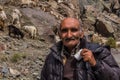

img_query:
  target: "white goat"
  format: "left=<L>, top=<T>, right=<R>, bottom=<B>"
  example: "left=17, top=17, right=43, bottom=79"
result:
left=57, top=0, right=68, bottom=3
left=0, top=5, right=7, bottom=20
left=13, top=9, right=22, bottom=17
left=21, top=0, right=37, bottom=7
left=0, top=8, right=7, bottom=31
left=0, top=10, right=7, bottom=20
left=12, top=9, right=22, bottom=28
left=23, top=25, right=37, bottom=39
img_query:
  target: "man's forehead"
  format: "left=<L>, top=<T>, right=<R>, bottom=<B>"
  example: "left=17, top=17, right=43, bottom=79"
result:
left=60, top=18, right=80, bottom=29
left=61, top=18, right=80, bottom=25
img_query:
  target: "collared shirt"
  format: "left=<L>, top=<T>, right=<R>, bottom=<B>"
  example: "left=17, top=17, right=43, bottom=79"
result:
left=61, top=42, right=81, bottom=62
left=61, top=42, right=81, bottom=80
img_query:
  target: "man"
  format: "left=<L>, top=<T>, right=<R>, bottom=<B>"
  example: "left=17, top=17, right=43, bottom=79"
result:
left=40, top=17, right=120, bottom=80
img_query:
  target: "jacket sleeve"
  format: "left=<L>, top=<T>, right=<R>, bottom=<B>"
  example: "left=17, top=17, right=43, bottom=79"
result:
left=40, top=53, right=52, bottom=80
left=40, top=56, right=48, bottom=80
left=91, top=47, right=120, bottom=80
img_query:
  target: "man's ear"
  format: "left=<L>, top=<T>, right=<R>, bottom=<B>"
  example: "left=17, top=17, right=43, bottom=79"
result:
left=58, top=31, right=62, bottom=39
left=80, top=31, right=84, bottom=38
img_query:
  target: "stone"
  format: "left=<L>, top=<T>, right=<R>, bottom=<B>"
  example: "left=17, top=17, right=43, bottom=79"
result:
left=95, top=17, right=114, bottom=37
left=116, top=41, right=120, bottom=48
left=9, top=68, right=21, bottom=77
left=0, top=43, right=7, bottom=53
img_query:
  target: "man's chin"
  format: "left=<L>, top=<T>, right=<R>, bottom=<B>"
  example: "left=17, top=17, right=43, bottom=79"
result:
left=64, top=42, right=77, bottom=48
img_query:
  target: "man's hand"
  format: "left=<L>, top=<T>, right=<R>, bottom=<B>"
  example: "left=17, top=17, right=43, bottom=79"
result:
left=81, top=49, right=96, bottom=66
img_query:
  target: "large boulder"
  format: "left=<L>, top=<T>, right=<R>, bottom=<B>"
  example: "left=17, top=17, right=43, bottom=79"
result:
left=116, top=41, right=120, bottom=47
left=0, top=43, right=7, bottom=53
left=82, top=18, right=95, bottom=31
left=95, top=18, right=114, bottom=37
left=20, top=8, right=57, bottom=43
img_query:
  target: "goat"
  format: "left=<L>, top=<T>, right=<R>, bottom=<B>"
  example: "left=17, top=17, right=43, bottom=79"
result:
left=13, top=8, right=22, bottom=17
left=0, top=20, right=5, bottom=31
left=21, top=0, right=37, bottom=8
left=56, top=0, right=68, bottom=3
left=0, top=10, right=7, bottom=20
left=23, top=25, right=37, bottom=39
left=11, top=9, right=22, bottom=28
left=0, top=10, right=7, bottom=31
left=8, top=25, right=24, bottom=39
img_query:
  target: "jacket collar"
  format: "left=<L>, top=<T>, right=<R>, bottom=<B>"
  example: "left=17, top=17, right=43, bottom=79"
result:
left=50, top=38, right=87, bottom=62
left=50, top=41, right=63, bottom=62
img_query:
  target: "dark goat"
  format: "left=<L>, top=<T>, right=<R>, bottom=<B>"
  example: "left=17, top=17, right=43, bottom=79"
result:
left=8, top=25, right=24, bottom=39
left=0, top=20, right=5, bottom=31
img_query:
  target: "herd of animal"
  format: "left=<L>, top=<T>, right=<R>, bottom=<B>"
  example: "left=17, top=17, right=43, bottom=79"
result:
left=0, top=5, right=37, bottom=39
left=0, top=0, right=68, bottom=40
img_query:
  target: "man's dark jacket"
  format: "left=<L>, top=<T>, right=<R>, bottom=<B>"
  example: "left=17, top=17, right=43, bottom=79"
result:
left=40, top=39, right=120, bottom=80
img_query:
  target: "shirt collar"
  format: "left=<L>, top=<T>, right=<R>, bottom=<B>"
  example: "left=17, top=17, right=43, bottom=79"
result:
left=61, top=42, right=81, bottom=58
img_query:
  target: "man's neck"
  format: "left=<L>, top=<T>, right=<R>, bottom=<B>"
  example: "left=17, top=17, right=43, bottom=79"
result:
left=64, top=42, right=80, bottom=54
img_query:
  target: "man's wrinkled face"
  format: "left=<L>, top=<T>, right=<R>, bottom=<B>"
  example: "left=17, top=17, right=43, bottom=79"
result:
left=59, top=18, right=82, bottom=49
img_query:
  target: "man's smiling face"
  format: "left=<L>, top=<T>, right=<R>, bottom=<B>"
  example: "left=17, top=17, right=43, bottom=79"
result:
left=59, top=18, right=83, bottom=50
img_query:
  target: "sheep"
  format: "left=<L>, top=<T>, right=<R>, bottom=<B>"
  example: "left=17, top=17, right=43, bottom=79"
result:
left=8, top=25, right=24, bottom=39
left=23, top=25, right=37, bottom=39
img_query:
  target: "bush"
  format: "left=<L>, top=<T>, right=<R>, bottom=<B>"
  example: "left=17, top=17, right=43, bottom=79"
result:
left=11, top=53, right=26, bottom=63
left=11, top=53, right=21, bottom=63
left=0, top=54, right=8, bottom=62
left=105, top=37, right=116, bottom=48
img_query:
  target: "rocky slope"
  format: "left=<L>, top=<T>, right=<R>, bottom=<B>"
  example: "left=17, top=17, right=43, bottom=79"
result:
left=0, top=0, right=120, bottom=80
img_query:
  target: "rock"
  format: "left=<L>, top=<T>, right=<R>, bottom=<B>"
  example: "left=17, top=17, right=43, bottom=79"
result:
left=83, top=18, right=95, bottom=31
left=55, top=35, right=60, bottom=42
left=40, top=27, right=56, bottom=43
left=112, top=51, right=120, bottom=66
left=117, top=48, right=120, bottom=52
left=0, top=43, right=7, bottom=53
left=57, top=0, right=65, bottom=3
left=21, top=69, right=29, bottom=76
left=32, top=72, right=38, bottom=77
left=0, top=0, right=120, bottom=79
left=100, top=0, right=111, bottom=13
left=50, top=10, right=64, bottom=20
left=102, top=13, right=120, bottom=24
left=95, top=17, right=114, bottom=37
left=112, top=0, right=120, bottom=9
left=49, top=1, right=58, bottom=9
left=5, top=51, right=11, bottom=54
left=84, top=5, right=98, bottom=18
left=58, top=3, right=75, bottom=17
left=9, top=68, right=21, bottom=77
left=116, top=41, right=120, bottom=47
left=1, top=66, right=9, bottom=75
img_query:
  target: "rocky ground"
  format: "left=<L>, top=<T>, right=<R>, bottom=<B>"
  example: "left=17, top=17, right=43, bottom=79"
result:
left=0, top=35, right=120, bottom=80
left=0, top=0, right=120, bottom=80
left=0, top=35, right=52, bottom=80
left=111, top=48, right=120, bottom=66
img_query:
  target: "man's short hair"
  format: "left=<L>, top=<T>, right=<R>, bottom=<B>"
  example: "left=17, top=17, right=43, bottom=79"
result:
left=58, top=18, right=83, bottom=33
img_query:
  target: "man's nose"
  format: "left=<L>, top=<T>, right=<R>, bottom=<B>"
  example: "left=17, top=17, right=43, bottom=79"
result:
left=67, top=30, right=72, bottom=38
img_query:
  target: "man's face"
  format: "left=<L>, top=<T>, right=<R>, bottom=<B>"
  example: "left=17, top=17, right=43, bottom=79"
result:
left=59, top=18, right=82, bottom=49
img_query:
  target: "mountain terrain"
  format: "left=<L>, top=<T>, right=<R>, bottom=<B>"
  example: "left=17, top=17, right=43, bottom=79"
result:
left=0, top=0, right=120, bottom=80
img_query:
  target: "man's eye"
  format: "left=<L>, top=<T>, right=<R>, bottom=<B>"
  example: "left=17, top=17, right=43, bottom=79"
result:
left=71, top=28, right=78, bottom=32
left=61, top=29, right=67, bottom=33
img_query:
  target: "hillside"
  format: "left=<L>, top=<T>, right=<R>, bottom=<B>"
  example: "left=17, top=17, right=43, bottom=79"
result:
left=0, top=0, right=120, bottom=80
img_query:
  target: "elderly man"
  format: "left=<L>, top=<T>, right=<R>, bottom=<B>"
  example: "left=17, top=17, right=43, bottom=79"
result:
left=40, top=17, right=120, bottom=80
